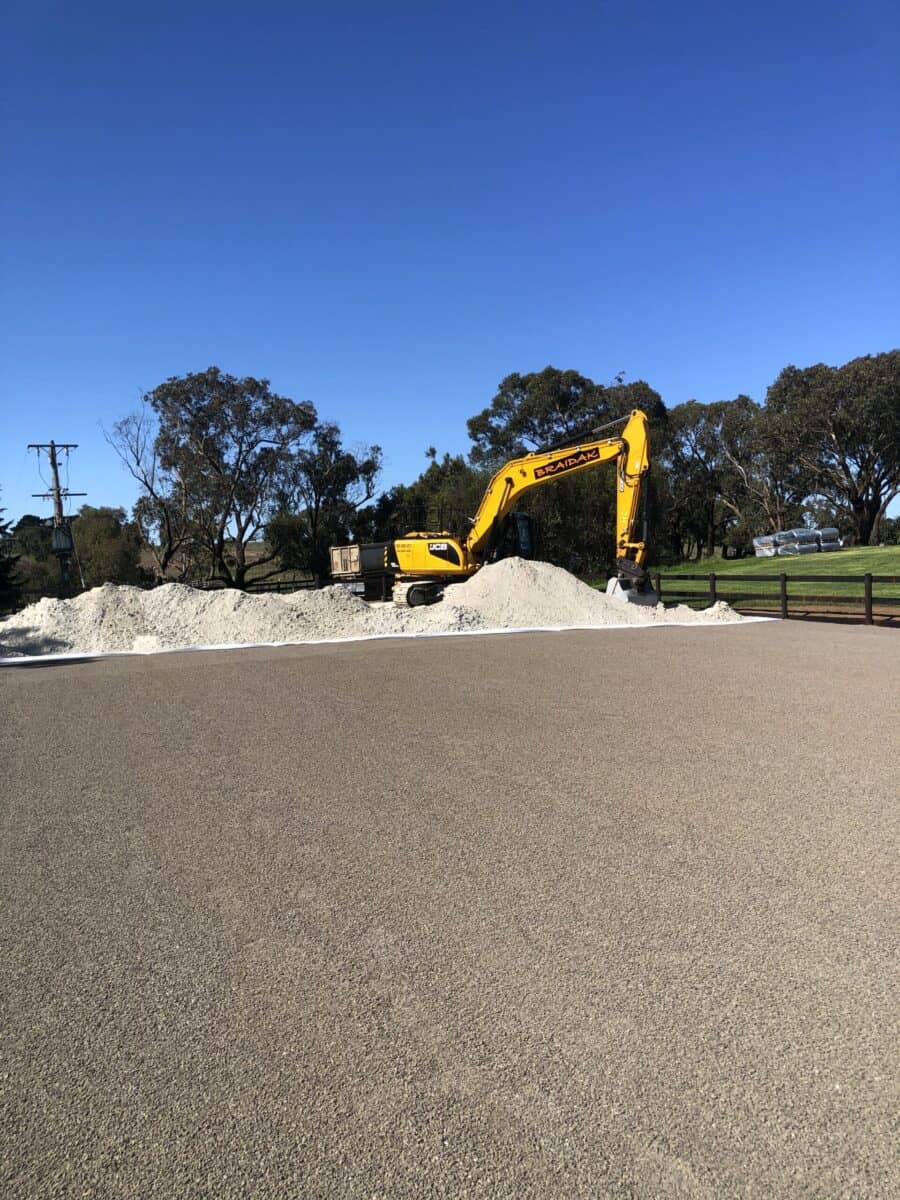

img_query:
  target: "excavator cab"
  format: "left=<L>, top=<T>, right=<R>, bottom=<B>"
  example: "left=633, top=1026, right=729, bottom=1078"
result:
left=486, top=511, right=536, bottom=563
left=512, top=512, right=536, bottom=559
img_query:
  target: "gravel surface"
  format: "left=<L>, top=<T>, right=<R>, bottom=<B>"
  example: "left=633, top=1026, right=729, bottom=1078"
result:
left=1, top=621, right=898, bottom=1198
left=0, top=559, right=740, bottom=659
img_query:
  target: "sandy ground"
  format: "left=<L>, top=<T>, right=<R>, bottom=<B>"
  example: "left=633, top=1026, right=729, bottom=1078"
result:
left=1, top=622, right=898, bottom=1198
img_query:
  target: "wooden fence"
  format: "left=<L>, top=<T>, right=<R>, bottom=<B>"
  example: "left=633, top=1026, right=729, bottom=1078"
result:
left=15, top=576, right=316, bottom=608
left=653, top=573, right=900, bottom=625
left=244, top=578, right=316, bottom=594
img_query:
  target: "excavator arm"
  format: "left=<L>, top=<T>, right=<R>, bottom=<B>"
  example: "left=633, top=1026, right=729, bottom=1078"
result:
left=465, top=409, right=652, bottom=582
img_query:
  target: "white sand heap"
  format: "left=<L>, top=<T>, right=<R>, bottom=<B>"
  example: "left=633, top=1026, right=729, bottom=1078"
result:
left=0, top=559, right=741, bottom=658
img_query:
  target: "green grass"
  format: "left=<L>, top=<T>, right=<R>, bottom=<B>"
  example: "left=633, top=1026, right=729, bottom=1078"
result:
left=650, top=545, right=900, bottom=607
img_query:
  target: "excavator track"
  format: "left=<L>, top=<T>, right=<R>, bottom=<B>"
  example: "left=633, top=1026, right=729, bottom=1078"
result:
left=392, top=580, right=445, bottom=608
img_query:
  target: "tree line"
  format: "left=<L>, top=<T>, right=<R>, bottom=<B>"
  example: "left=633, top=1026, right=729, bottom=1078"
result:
left=2, top=351, right=898, bottom=609
left=355, top=353, right=900, bottom=572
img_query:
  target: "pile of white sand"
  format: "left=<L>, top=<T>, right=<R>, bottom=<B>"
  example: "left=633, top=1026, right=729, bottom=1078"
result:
left=0, top=559, right=741, bottom=659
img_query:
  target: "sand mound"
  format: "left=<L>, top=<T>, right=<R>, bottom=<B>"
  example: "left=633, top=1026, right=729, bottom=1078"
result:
left=0, top=560, right=741, bottom=658
left=442, top=558, right=738, bottom=628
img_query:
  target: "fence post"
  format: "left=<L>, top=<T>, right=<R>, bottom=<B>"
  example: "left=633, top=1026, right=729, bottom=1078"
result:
left=780, top=573, right=788, bottom=619
left=653, top=573, right=662, bottom=602
left=709, top=572, right=717, bottom=605
left=864, top=574, right=873, bottom=625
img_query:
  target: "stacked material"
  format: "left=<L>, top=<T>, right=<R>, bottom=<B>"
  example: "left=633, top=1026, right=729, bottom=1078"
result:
left=752, top=535, right=778, bottom=557
left=0, top=559, right=744, bottom=659
left=817, top=527, right=842, bottom=552
left=775, top=528, right=820, bottom=557
left=753, top=526, right=843, bottom=557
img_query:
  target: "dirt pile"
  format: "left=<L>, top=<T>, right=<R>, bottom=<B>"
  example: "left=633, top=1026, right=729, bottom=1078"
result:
left=441, top=558, right=738, bottom=628
left=0, top=559, right=741, bottom=658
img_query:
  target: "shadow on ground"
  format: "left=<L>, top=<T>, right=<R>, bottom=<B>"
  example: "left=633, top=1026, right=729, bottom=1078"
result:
left=0, top=625, right=76, bottom=663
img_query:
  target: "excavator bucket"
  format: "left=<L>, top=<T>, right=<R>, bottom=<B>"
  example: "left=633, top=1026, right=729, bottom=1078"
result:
left=605, top=578, right=659, bottom=605
left=607, top=554, right=658, bottom=606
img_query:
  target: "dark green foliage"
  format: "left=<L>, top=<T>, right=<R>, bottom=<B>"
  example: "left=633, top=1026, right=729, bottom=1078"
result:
left=353, top=452, right=489, bottom=545
left=0, top=501, right=22, bottom=613
left=8, top=515, right=56, bottom=599
left=653, top=352, right=899, bottom=558
left=523, top=473, right=617, bottom=575
left=6, top=509, right=143, bottom=597
left=878, top=516, right=900, bottom=545
left=11, top=514, right=52, bottom=561
left=467, top=366, right=666, bottom=465
left=268, top=424, right=382, bottom=582
left=656, top=401, right=723, bottom=560
left=70, top=506, right=144, bottom=588
left=764, top=351, right=900, bottom=545
left=656, top=397, right=810, bottom=561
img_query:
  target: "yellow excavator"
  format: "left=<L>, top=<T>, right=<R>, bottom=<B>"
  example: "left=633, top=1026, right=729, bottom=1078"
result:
left=329, top=409, right=655, bottom=606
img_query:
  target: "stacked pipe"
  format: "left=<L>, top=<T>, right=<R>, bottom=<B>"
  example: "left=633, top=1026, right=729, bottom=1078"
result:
left=817, top=527, right=842, bottom=552
left=753, top=528, right=843, bottom=557
left=775, top=529, right=820, bottom=556
left=752, top=535, right=778, bottom=557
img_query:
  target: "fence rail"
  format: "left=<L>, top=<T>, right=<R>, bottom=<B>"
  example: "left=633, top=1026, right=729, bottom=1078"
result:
left=15, top=575, right=317, bottom=607
left=653, top=573, right=900, bottom=625
left=244, top=578, right=316, bottom=593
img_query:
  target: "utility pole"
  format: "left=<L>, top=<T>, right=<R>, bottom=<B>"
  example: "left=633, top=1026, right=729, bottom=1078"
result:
left=28, top=441, right=87, bottom=596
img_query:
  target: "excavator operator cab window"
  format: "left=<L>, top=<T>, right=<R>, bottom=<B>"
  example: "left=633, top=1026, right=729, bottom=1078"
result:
left=511, top=512, right=536, bottom=560
left=485, top=511, right=537, bottom=563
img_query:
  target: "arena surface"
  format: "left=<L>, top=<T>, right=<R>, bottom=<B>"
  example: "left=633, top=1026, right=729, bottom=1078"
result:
left=2, top=621, right=898, bottom=1197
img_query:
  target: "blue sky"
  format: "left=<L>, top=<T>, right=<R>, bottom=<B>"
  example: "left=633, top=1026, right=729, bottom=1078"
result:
left=2, top=0, right=898, bottom=523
